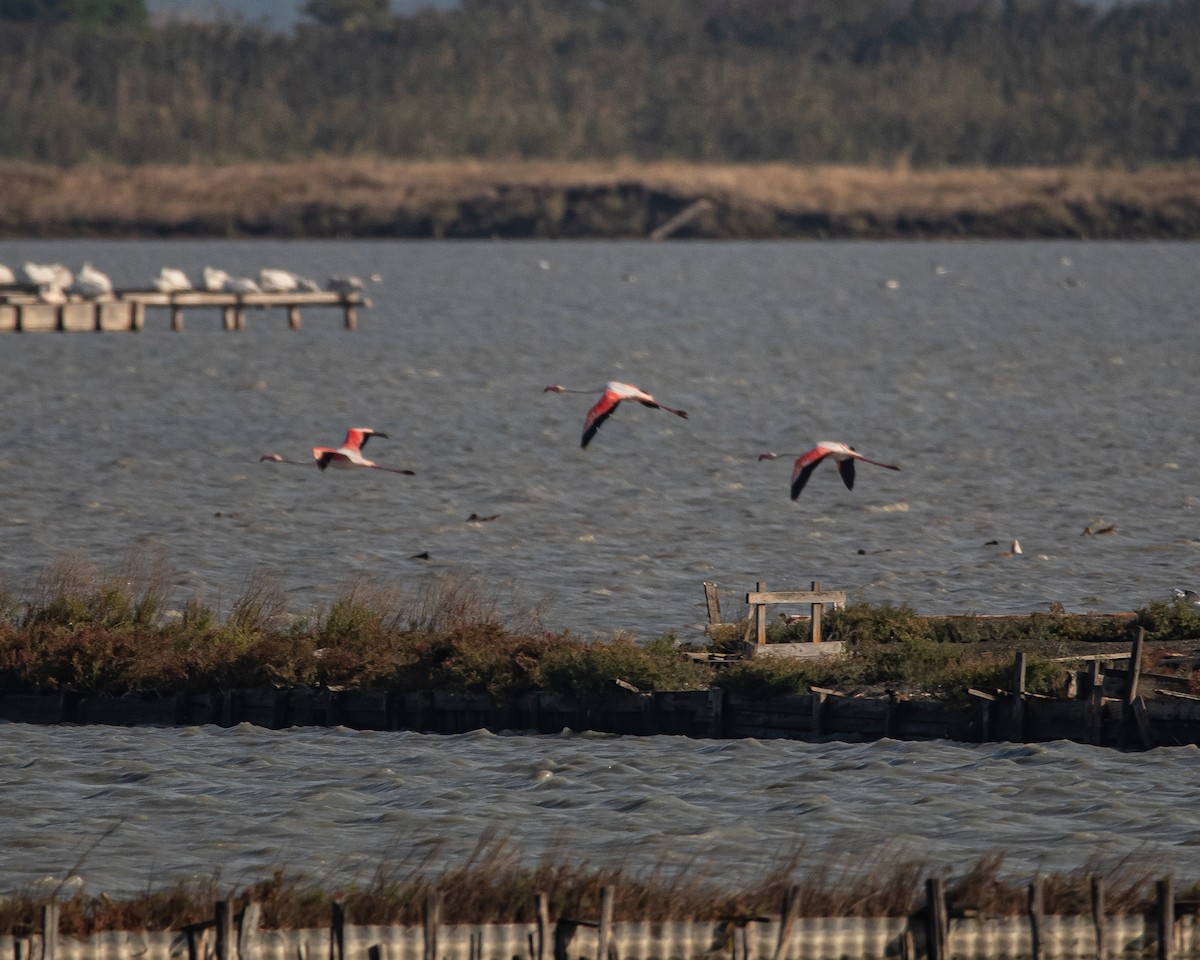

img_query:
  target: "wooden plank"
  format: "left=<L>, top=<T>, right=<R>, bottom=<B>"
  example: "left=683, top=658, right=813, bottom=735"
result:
left=702, top=581, right=722, bottom=626
left=746, top=591, right=847, bottom=605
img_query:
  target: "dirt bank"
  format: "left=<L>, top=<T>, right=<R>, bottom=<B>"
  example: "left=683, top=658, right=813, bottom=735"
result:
left=3, top=160, right=1199, bottom=239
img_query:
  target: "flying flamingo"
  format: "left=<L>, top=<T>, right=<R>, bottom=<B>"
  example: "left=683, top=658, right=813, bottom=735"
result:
left=758, top=441, right=900, bottom=500
left=543, top=381, right=688, bottom=448
left=260, top=428, right=414, bottom=475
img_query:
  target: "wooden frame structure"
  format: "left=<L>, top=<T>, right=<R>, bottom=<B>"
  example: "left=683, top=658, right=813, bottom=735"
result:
left=746, top=579, right=847, bottom=646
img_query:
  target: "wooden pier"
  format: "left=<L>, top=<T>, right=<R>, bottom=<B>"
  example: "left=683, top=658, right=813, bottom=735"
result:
left=0, top=288, right=366, bottom=332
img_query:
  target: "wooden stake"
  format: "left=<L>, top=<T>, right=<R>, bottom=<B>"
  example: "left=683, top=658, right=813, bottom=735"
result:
left=755, top=581, right=767, bottom=646
left=536, top=892, right=550, bottom=960
left=424, top=893, right=441, bottom=960
left=810, top=580, right=823, bottom=643
left=330, top=902, right=346, bottom=960
left=597, top=885, right=614, bottom=960
left=1091, top=876, right=1107, bottom=960
left=1123, top=628, right=1146, bottom=748
left=288, top=305, right=302, bottom=329
left=702, top=581, right=722, bottom=627
left=40, top=903, right=58, bottom=960
left=1011, top=652, right=1027, bottom=741
left=215, top=901, right=232, bottom=960
left=1158, top=877, right=1174, bottom=960
left=925, top=878, right=948, bottom=960
left=171, top=305, right=184, bottom=332
left=772, top=884, right=801, bottom=960
left=1028, top=879, right=1044, bottom=960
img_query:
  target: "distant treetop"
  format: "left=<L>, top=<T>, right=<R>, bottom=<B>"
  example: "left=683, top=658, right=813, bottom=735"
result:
left=0, top=0, right=147, bottom=24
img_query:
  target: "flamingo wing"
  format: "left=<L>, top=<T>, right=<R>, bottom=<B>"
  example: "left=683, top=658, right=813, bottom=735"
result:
left=314, top=448, right=337, bottom=470
left=582, top=391, right=622, bottom=448
left=789, top=447, right=831, bottom=500
left=836, top=458, right=856, bottom=490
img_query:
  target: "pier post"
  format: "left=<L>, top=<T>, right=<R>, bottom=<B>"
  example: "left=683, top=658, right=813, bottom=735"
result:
left=344, top=301, right=358, bottom=330
left=288, top=304, right=302, bottom=329
left=40, top=903, right=58, bottom=960
left=171, top=305, right=185, bottom=332
left=810, top=579, right=823, bottom=642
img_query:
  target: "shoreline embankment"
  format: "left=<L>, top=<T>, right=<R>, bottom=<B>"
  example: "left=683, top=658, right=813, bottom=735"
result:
left=3, top=161, right=1200, bottom=240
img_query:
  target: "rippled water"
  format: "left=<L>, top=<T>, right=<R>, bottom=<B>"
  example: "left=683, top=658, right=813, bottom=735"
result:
left=2, top=239, right=1200, bottom=896
left=1, top=239, right=1198, bottom=638
left=4, top=724, right=1200, bottom=898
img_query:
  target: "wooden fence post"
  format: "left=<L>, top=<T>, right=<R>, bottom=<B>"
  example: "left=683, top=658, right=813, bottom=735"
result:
left=330, top=902, right=345, bottom=960
left=239, top=902, right=263, bottom=960
left=40, top=903, right=58, bottom=960
left=1011, top=652, right=1027, bottom=741
left=1123, top=628, right=1147, bottom=748
left=703, top=582, right=722, bottom=628
left=1027, top=879, right=1044, bottom=960
left=1158, top=877, right=1174, bottom=960
left=288, top=305, right=302, bottom=329
left=755, top=581, right=767, bottom=646
left=1091, top=876, right=1107, bottom=960
left=597, top=885, right=614, bottom=960
left=925, top=878, right=948, bottom=960
left=215, top=901, right=232, bottom=960
left=772, top=885, right=801, bottom=960
left=809, top=580, right=823, bottom=643
left=424, top=893, right=441, bottom=960
left=536, top=893, right=551, bottom=960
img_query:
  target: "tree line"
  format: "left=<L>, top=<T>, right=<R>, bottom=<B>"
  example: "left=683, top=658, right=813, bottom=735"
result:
left=0, top=0, right=1197, bottom=167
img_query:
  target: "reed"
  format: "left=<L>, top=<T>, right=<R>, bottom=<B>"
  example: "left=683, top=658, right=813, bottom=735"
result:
left=0, top=841, right=1178, bottom=935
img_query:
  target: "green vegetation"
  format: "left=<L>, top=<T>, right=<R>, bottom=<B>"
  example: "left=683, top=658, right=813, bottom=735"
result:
left=0, top=839, right=1172, bottom=933
left=0, top=0, right=1197, bottom=166
left=0, top=551, right=1195, bottom=705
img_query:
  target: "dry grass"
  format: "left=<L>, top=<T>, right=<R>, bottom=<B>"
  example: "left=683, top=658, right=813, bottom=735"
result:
left=0, top=839, right=1177, bottom=935
left=2, top=160, right=1199, bottom=236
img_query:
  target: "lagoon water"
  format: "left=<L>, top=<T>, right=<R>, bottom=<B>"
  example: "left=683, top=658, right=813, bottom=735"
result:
left=1, top=239, right=1199, bottom=895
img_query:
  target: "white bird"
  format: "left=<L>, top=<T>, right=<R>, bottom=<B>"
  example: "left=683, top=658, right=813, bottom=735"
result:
left=0, top=263, right=15, bottom=285
left=203, top=267, right=231, bottom=291
left=259, top=268, right=300, bottom=292
left=224, top=276, right=262, bottom=294
left=154, top=267, right=192, bottom=293
left=21, top=262, right=72, bottom=288
left=68, top=262, right=113, bottom=298
left=326, top=275, right=365, bottom=294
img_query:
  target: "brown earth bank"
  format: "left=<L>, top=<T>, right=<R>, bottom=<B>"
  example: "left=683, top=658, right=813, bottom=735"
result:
left=3, top=160, right=1200, bottom=240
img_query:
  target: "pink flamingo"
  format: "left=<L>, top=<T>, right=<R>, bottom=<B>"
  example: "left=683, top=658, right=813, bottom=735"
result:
left=543, top=381, right=688, bottom=448
left=758, top=441, right=899, bottom=500
left=260, top=428, right=414, bottom=475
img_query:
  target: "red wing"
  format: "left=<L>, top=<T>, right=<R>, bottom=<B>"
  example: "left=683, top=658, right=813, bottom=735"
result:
left=789, top=448, right=829, bottom=500
left=582, top=391, right=621, bottom=448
